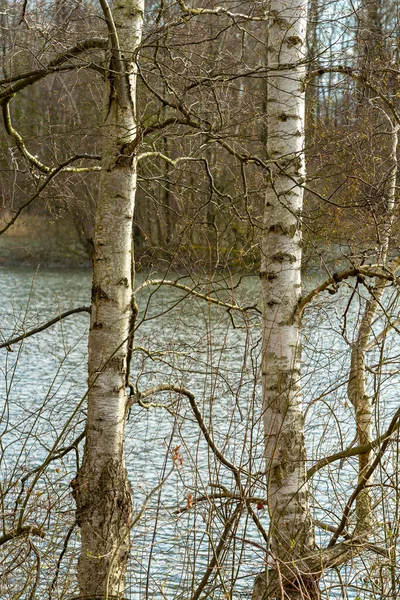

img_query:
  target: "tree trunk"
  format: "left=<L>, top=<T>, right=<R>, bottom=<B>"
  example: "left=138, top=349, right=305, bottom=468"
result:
left=357, top=0, right=384, bottom=69
left=348, top=123, right=398, bottom=535
left=254, top=0, right=316, bottom=598
left=74, top=0, right=144, bottom=597
left=305, top=0, right=319, bottom=142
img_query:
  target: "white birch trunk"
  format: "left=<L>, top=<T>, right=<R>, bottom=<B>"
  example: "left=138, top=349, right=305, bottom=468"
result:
left=74, top=1, right=144, bottom=597
left=254, top=0, right=316, bottom=598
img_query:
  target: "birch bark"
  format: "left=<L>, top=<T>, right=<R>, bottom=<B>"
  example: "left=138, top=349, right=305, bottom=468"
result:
left=254, top=0, right=316, bottom=597
left=73, top=0, right=144, bottom=597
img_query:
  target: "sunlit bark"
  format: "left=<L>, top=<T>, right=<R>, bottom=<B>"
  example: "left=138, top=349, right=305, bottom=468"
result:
left=254, top=0, right=316, bottom=598
left=73, top=0, right=144, bottom=597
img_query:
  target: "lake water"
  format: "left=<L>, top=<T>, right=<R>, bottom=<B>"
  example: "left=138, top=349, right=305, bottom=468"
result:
left=0, top=266, right=399, bottom=599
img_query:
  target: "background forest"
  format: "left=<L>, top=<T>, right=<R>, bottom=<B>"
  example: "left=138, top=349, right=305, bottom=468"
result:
left=1, top=0, right=400, bottom=600
left=2, top=0, right=398, bottom=270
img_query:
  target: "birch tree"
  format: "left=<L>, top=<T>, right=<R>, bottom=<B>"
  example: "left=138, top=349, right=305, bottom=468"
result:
left=252, top=0, right=319, bottom=596
left=71, top=0, right=144, bottom=597
left=253, top=0, right=400, bottom=596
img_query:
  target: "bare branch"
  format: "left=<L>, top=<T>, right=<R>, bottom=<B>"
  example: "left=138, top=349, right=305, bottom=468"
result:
left=0, top=526, right=45, bottom=546
left=98, top=0, right=125, bottom=86
left=0, top=307, right=91, bottom=349
left=177, top=0, right=269, bottom=22
left=0, top=38, right=107, bottom=101
left=2, top=100, right=101, bottom=175
left=0, top=64, right=92, bottom=86
left=173, top=492, right=266, bottom=514
left=21, top=431, right=86, bottom=484
left=365, top=316, right=400, bottom=351
left=130, top=384, right=241, bottom=474
left=307, top=406, right=400, bottom=478
left=50, top=525, right=76, bottom=593
left=134, top=278, right=260, bottom=313
left=306, top=66, right=400, bottom=125
left=297, top=264, right=399, bottom=316
left=328, top=406, right=400, bottom=546
left=189, top=506, right=242, bottom=600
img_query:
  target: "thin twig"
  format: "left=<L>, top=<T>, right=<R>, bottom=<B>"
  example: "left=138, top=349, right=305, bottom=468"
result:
left=21, top=431, right=86, bottom=484
left=189, top=506, right=242, bottom=600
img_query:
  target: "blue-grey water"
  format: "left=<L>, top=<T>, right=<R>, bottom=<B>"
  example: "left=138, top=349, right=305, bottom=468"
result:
left=0, top=266, right=399, bottom=599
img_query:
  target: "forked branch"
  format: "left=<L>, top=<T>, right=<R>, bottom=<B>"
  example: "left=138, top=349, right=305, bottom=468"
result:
left=130, top=384, right=241, bottom=474
left=328, top=406, right=400, bottom=546
left=297, top=264, right=400, bottom=316
left=308, top=407, right=400, bottom=478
